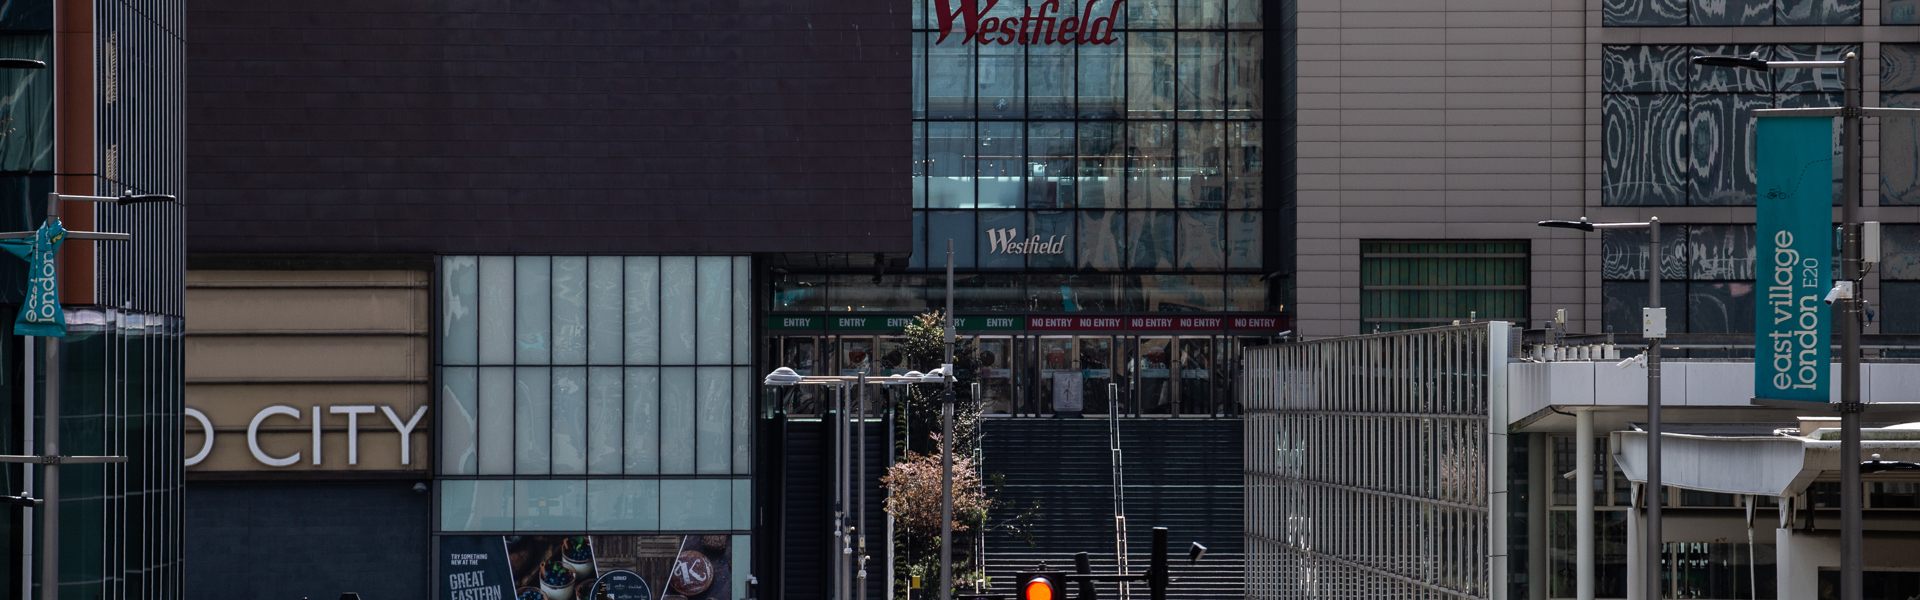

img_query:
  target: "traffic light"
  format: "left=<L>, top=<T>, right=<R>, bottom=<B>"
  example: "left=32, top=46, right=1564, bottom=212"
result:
left=1147, top=527, right=1168, bottom=600
left=1017, top=570, right=1063, bottom=600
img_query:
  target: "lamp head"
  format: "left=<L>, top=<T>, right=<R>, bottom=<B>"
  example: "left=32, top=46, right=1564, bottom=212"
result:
left=1537, top=217, right=1596, bottom=232
left=763, top=366, right=803, bottom=386
left=920, top=366, right=949, bottom=383
left=0, top=58, right=45, bottom=69
left=116, top=192, right=178, bottom=206
left=1691, top=53, right=1769, bottom=72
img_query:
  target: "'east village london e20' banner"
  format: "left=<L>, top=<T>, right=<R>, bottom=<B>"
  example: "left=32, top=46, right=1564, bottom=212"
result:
left=1754, top=116, right=1834, bottom=403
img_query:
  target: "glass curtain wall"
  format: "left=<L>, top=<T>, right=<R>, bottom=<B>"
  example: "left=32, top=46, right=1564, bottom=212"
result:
left=30, top=309, right=184, bottom=600
left=909, top=0, right=1267, bottom=311
left=436, top=256, right=753, bottom=535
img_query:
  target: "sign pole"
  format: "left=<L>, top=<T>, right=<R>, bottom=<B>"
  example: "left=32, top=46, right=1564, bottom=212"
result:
left=1839, top=51, right=1864, bottom=600
left=0, top=192, right=146, bottom=600
left=41, top=335, right=57, bottom=600
left=1645, top=217, right=1663, bottom=600
left=939, top=239, right=954, bottom=600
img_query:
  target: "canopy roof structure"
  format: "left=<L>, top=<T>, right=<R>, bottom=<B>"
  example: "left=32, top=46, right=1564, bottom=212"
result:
left=1612, top=425, right=1920, bottom=497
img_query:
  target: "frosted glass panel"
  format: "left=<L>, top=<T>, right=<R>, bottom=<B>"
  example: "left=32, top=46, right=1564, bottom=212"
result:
left=515, top=367, right=552, bottom=474
left=441, top=479, right=513, bottom=532
left=588, top=480, right=660, bottom=531
left=551, top=367, right=587, bottom=475
left=733, top=257, right=751, bottom=365
left=588, top=367, right=623, bottom=475
left=478, top=367, right=515, bottom=475
left=515, top=479, right=586, bottom=531
left=732, top=536, right=752, bottom=598
left=625, top=367, right=661, bottom=474
left=660, top=479, right=732, bottom=530
left=733, top=367, right=752, bottom=475
left=661, top=257, right=698, bottom=365
left=697, top=256, right=732, bottom=365
left=625, top=257, right=661, bottom=364
left=441, top=367, right=478, bottom=475
left=552, top=257, right=588, bottom=365
left=441, top=255, right=750, bottom=529
left=661, top=367, right=697, bottom=474
left=478, top=257, right=515, bottom=365
left=732, top=479, right=752, bottom=529
left=443, top=256, right=479, bottom=365
left=697, top=367, right=732, bottom=474
left=515, top=257, right=552, bottom=364
left=589, top=257, right=624, bottom=365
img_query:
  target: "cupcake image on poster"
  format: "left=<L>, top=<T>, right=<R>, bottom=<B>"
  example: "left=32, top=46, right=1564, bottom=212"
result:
left=562, top=536, right=596, bottom=580
left=539, top=559, right=576, bottom=600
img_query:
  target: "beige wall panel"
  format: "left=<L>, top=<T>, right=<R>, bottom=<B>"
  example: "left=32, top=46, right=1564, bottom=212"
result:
left=187, top=383, right=427, bottom=423
left=185, top=288, right=427, bottom=334
left=186, top=269, right=428, bottom=288
left=186, top=336, right=428, bottom=382
left=185, top=429, right=430, bottom=473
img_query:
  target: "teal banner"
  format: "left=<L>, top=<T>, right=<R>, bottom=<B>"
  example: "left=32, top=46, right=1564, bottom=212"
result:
left=1755, top=117, right=1833, bottom=403
left=0, top=219, right=65, bottom=337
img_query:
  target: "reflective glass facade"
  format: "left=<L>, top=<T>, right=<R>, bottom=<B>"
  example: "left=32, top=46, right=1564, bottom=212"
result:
left=765, top=0, right=1280, bottom=418
left=907, top=0, right=1270, bottom=289
left=17, top=310, right=185, bottom=600
left=436, top=256, right=754, bottom=537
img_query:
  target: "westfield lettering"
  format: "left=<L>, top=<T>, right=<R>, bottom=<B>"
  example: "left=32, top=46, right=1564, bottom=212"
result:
left=935, top=0, right=1127, bottom=46
left=986, top=228, right=1066, bottom=255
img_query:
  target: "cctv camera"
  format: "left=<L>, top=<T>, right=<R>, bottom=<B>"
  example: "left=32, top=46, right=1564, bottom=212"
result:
left=1825, top=286, right=1841, bottom=306
left=1188, top=541, right=1208, bottom=565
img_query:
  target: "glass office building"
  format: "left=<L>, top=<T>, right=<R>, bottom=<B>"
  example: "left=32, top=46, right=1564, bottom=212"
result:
left=767, top=0, right=1284, bottom=417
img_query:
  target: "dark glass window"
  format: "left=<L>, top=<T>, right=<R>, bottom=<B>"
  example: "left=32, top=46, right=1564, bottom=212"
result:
left=1883, top=45, right=1920, bottom=205
left=1359, top=241, right=1529, bottom=333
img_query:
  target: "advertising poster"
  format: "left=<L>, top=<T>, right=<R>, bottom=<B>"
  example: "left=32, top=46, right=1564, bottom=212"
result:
left=1052, top=371, right=1084, bottom=412
left=442, top=535, right=732, bottom=600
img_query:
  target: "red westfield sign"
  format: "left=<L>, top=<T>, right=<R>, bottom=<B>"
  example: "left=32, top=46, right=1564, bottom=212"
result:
left=935, top=0, right=1127, bottom=45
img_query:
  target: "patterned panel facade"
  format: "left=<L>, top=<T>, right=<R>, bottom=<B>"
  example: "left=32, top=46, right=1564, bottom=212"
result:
left=93, top=0, right=185, bottom=316
left=184, top=0, right=910, bottom=256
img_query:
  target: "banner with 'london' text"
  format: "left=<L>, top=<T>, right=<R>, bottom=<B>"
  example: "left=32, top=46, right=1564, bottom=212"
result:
left=1754, top=116, right=1833, bottom=403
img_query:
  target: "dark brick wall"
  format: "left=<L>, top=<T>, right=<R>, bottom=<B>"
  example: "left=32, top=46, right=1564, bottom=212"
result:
left=186, top=482, right=431, bottom=599
left=186, top=0, right=912, bottom=255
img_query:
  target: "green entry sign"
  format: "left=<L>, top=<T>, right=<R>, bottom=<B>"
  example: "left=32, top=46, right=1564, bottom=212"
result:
left=1754, top=116, right=1832, bottom=403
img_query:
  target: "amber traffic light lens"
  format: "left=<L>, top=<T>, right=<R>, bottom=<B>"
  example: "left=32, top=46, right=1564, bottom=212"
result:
left=1024, top=580, right=1054, bottom=600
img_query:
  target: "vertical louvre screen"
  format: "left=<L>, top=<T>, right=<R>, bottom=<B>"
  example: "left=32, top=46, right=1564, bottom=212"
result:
left=1360, top=241, right=1528, bottom=334
left=1244, top=325, right=1493, bottom=600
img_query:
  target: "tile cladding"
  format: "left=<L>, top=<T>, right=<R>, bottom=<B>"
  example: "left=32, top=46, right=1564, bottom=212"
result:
left=186, top=0, right=911, bottom=255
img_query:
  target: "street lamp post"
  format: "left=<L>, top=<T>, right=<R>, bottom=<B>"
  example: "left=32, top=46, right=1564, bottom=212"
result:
left=0, top=191, right=167, bottom=600
left=1690, top=50, right=1920, bottom=600
left=765, top=368, right=940, bottom=600
left=940, top=240, right=956, bottom=600
left=1538, top=216, right=1663, bottom=600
